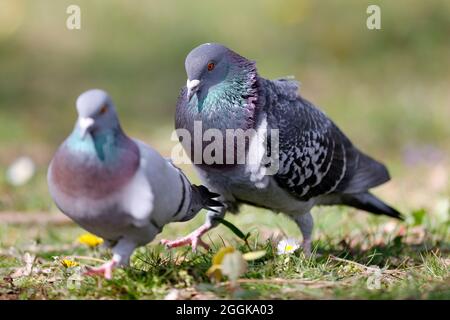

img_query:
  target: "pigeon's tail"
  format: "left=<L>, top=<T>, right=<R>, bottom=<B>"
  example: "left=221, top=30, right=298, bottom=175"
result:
left=177, top=185, right=223, bottom=223
left=191, top=185, right=223, bottom=213
left=339, top=192, right=403, bottom=220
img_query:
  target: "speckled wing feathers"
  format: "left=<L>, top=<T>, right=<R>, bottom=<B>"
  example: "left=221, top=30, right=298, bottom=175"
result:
left=262, top=78, right=390, bottom=201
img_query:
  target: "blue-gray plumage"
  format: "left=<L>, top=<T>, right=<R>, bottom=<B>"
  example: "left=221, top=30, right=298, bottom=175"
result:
left=163, top=43, right=402, bottom=254
left=47, top=89, right=222, bottom=278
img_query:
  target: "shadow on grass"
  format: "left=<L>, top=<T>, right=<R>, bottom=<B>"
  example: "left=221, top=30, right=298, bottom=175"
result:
left=314, top=234, right=449, bottom=268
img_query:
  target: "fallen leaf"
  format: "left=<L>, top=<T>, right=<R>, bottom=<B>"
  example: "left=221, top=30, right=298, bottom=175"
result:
left=221, top=251, right=247, bottom=284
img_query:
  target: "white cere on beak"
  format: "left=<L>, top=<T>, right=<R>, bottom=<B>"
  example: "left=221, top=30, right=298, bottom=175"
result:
left=79, top=117, right=95, bottom=139
left=187, top=79, right=200, bottom=89
left=186, top=79, right=201, bottom=101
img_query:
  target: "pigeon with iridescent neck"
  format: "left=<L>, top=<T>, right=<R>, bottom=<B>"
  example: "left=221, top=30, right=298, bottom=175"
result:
left=162, top=43, right=402, bottom=254
left=47, top=89, right=222, bottom=278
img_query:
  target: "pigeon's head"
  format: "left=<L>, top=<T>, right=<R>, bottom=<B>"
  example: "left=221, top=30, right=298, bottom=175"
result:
left=75, top=89, right=119, bottom=139
left=184, top=43, right=238, bottom=102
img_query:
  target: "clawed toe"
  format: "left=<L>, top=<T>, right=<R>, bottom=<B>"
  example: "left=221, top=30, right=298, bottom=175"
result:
left=160, top=235, right=209, bottom=252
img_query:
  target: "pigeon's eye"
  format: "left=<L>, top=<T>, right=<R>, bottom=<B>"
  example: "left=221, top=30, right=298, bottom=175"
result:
left=207, top=62, right=215, bottom=71
left=99, top=105, right=108, bottom=115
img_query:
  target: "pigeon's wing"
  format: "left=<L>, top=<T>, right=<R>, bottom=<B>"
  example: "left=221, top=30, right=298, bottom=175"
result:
left=118, top=142, right=155, bottom=228
left=131, top=139, right=197, bottom=228
left=175, top=86, right=189, bottom=130
left=264, top=78, right=390, bottom=201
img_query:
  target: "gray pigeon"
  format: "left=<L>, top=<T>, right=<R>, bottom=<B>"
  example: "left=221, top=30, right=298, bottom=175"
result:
left=47, top=89, right=222, bottom=278
left=162, top=43, right=402, bottom=255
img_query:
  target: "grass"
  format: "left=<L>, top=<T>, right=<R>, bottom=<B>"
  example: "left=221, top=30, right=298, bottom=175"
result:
left=0, top=153, right=448, bottom=300
left=0, top=205, right=448, bottom=300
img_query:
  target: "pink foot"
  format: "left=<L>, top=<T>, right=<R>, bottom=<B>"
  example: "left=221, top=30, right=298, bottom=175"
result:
left=302, top=239, right=312, bottom=257
left=161, top=224, right=211, bottom=252
left=84, top=260, right=117, bottom=279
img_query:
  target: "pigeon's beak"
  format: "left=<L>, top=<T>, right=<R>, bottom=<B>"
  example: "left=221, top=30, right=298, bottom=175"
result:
left=79, top=117, right=95, bottom=140
left=186, top=79, right=201, bottom=102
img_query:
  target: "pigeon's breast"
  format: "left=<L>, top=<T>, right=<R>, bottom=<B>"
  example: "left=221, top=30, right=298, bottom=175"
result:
left=50, top=143, right=140, bottom=200
left=176, top=84, right=258, bottom=170
left=48, top=144, right=142, bottom=240
left=176, top=110, right=255, bottom=170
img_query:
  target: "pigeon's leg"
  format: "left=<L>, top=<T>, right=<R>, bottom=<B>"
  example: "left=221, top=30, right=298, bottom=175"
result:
left=101, top=239, right=116, bottom=250
left=161, top=209, right=225, bottom=252
left=294, top=212, right=314, bottom=257
left=161, top=224, right=211, bottom=251
left=84, top=239, right=136, bottom=279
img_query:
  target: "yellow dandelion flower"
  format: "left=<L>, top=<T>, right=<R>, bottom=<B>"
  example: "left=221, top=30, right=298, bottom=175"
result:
left=77, top=233, right=104, bottom=248
left=61, top=259, right=79, bottom=268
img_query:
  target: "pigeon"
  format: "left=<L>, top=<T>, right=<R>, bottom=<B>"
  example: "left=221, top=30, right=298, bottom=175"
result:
left=162, top=43, right=402, bottom=255
left=47, top=89, right=222, bottom=278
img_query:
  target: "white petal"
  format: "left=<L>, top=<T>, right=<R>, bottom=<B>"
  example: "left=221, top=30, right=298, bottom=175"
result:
left=6, top=156, right=35, bottom=186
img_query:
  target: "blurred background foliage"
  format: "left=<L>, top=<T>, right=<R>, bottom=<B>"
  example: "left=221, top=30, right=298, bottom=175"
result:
left=0, top=0, right=449, bottom=212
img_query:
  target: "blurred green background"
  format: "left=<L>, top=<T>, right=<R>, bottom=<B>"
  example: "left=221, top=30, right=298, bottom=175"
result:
left=0, top=0, right=449, bottom=213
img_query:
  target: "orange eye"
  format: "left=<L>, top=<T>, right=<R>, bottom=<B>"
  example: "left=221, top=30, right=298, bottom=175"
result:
left=100, top=105, right=108, bottom=115
left=207, top=62, right=215, bottom=71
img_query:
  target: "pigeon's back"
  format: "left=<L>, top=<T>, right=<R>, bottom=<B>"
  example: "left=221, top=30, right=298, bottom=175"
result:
left=261, top=77, right=391, bottom=201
